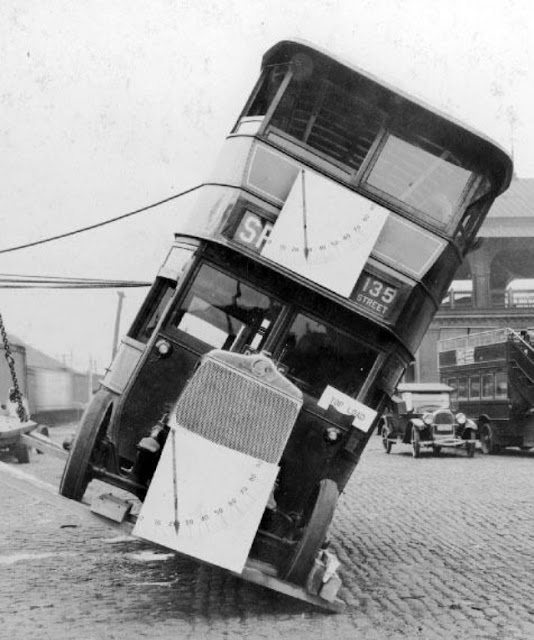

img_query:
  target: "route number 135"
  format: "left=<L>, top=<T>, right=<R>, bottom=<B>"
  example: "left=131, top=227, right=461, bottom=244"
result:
left=360, top=277, right=397, bottom=304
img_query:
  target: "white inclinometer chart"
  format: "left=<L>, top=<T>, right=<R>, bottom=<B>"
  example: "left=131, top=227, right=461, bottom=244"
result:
left=133, top=424, right=279, bottom=573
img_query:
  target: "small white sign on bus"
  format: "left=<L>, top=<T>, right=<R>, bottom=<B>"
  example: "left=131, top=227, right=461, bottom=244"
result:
left=318, top=386, right=377, bottom=432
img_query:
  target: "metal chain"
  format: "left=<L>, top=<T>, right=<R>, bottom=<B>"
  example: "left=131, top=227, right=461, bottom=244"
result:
left=0, top=312, right=27, bottom=422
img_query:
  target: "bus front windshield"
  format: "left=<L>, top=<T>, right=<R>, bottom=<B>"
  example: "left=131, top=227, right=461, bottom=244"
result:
left=405, top=392, right=451, bottom=413
left=278, top=313, right=378, bottom=399
left=168, top=264, right=282, bottom=352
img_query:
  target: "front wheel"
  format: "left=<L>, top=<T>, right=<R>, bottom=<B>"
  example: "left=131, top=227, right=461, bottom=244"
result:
left=465, top=429, right=476, bottom=458
left=381, top=423, right=392, bottom=454
left=480, top=423, right=500, bottom=455
left=60, top=389, right=113, bottom=501
left=412, top=427, right=421, bottom=458
left=283, top=479, right=339, bottom=585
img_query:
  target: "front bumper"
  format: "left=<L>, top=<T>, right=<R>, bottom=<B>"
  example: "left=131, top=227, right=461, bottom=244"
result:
left=420, top=434, right=476, bottom=448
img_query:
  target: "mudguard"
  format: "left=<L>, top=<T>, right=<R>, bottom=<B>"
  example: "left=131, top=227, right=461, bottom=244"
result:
left=410, top=418, right=425, bottom=430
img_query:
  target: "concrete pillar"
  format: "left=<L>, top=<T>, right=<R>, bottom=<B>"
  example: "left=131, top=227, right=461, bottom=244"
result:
left=466, top=244, right=496, bottom=308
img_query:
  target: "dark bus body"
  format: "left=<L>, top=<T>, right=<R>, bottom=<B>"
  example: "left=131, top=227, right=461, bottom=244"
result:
left=60, top=40, right=513, bottom=607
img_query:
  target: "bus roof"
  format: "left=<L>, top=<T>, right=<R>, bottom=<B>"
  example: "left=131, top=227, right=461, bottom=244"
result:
left=262, top=40, right=513, bottom=195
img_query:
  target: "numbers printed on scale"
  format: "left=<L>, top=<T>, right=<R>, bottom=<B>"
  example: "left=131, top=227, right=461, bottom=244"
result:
left=138, top=458, right=268, bottom=537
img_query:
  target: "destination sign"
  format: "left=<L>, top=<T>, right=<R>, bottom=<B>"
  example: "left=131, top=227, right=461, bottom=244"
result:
left=233, top=210, right=273, bottom=251
left=351, top=274, right=399, bottom=320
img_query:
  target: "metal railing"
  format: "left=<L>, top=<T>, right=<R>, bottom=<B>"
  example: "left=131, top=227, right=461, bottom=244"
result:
left=440, top=289, right=534, bottom=310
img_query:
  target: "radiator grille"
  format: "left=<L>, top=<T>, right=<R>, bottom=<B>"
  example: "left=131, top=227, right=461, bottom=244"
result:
left=174, top=352, right=303, bottom=464
left=434, top=411, right=454, bottom=426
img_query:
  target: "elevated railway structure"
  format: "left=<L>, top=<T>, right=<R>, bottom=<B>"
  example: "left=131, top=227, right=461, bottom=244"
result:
left=413, top=178, right=534, bottom=381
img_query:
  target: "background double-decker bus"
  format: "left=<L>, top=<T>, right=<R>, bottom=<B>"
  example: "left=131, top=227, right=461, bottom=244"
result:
left=60, top=40, right=513, bottom=608
left=439, top=328, right=534, bottom=454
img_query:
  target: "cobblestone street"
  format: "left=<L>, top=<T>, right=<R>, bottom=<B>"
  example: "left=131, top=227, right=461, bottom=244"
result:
left=1, top=426, right=533, bottom=640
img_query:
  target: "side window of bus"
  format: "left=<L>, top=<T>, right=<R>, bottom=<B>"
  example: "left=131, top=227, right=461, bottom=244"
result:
left=457, top=377, right=468, bottom=401
left=469, top=375, right=480, bottom=400
left=481, top=373, right=494, bottom=399
left=247, top=65, right=289, bottom=117
left=447, top=377, right=458, bottom=403
left=129, top=246, right=194, bottom=344
left=167, top=264, right=282, bottom=352
left=278, top=313, right=377, bottom=398
left=495, top=371, right=508, bottom=399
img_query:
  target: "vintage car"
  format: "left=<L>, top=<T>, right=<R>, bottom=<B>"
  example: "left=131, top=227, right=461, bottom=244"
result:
left=379, top=383, right=477, bottom=458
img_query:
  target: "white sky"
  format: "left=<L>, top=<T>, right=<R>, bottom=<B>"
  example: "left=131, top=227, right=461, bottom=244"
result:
left=1, top=0, right=533, bottom=371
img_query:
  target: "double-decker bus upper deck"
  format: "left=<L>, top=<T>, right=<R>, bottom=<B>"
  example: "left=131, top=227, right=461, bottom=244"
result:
left=165, top=40, right=512, bottom=359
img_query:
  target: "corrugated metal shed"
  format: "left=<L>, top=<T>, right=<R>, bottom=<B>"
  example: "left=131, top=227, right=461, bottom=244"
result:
left=487, top=178, right=534, bottom=219
left=481, top=178, right=534, bottom=237
left=9, top=333, right=80, bottom=373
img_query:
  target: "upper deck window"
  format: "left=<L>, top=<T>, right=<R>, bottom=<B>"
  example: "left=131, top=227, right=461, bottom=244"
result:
left=365, top=134, right=474, bottom=229
left=238, top=49, right=510, bottom=242
left=266, top=76, right=383, bottom=174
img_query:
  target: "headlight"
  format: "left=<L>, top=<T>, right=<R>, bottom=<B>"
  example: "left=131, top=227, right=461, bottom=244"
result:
left=456, top=412, right=467, bottom=425
left=323, top=426, right=342, bottom=444
left=155, top=338, right=172, bottom=357
left=423, top=413, right=434, bottom=426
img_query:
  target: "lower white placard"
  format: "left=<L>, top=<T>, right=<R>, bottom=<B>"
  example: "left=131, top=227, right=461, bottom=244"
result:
left=133, top=425, right=279, bottom=573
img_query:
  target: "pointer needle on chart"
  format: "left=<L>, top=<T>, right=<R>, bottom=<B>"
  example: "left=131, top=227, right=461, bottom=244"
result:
left=301, top=170, right=310, bottom=260
left=171, top=426, right=180, bottom=535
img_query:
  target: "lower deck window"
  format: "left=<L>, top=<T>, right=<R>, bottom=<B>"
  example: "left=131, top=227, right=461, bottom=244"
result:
left=495, top=371, right=508, bottom=399
left=481, top=373, right=494, bottom=399
left=131, top=280, right=176, bottom=344
left=469, top=375, right=481, bottom=400
left=457, top=377, right=468, bottom=400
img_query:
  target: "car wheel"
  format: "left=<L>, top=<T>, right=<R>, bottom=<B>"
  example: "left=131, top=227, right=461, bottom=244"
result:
left=381, top=423, right=392, bottom=454
left=465, top=429, right=476, bottom=458
left=480, top=423, right=500, bottom=455
left=432, top=445, right=441, bottom=456
left=283, top=479, right=339, bottom=585
left=412, top=427, right=421, bottom=459
left=60, top=389, right=112, bottom=501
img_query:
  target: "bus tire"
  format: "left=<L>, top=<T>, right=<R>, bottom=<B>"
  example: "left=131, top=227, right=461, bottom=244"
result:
left=60, top=389, right=112, bottom=501
left=480, top=423, right=500, bottom=455
left=284, top=479, right=339, bottom=585
left=412, top=427, right=421, bottom=458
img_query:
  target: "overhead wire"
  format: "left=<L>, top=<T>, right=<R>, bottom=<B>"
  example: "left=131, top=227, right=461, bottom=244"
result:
left=0, top=273, right=151, bottom=289
left=0, top=283, right=149, bottom=289
left=0, top=273, right=151, bottom=284
left=0, top=182, right=206, bottom=255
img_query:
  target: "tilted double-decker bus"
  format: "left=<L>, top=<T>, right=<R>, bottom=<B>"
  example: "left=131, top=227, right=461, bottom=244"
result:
left=439, top=328, right=534, bottom=454
left=60, top=40, right=512, bottom=609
